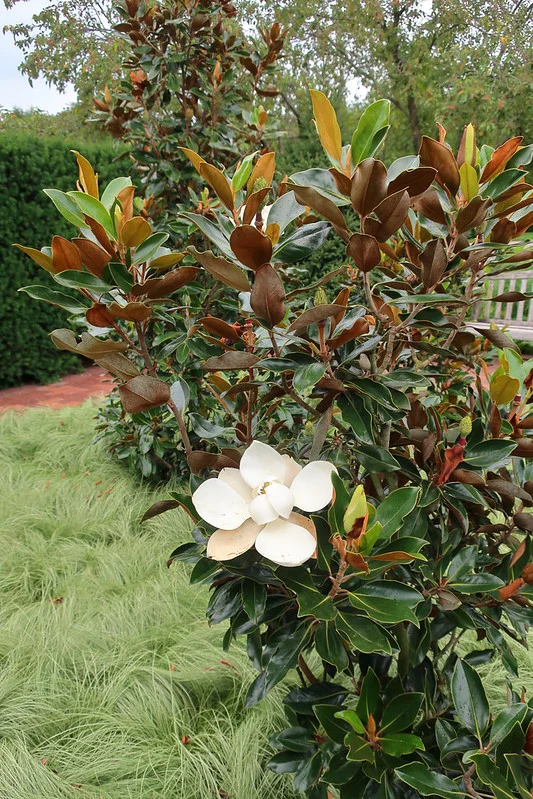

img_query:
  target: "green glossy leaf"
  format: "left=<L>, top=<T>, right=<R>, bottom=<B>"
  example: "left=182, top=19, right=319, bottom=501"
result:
left=468, top=753, right=515, bottom=799
left=69, top=191, right=115, bottom=238
left=271, top=726, right=315, bottom=753
left=315, top=621, right=349, bottom=670
left=355, top=443, right=401, bottom=473
left=267, top=191, right=305, bottom=232
left=395, top=763, right=466, bottom=798
left=132, top=232, right=170, bottom=264
left=375, top=487, right=421, bottom=541
left=180, top=212, right=233, bottom=258
left=314, top=704, right=351, bottom=745
left=242, top=580, right=266, bottom=624
left=348, top=581, right=423, bottom=625
left=448, top=573, right=504, bottom=594
left=105, top=261, right=135, bottom=292
left=464, top=439, right=517, bottom=469
left=335, top=609, right=392, bottom=654
left=351, top=100, right=391, bottom=166
left=380, top=733, right=424, bottom=756
left=267, top=750, right=307, bottom=774
left=488, top=704, right=528, bottom=750
left=345, top=732, right=375, bottom=762
left=293, top=751, right=322, bottom=793
left=381, top=693, right=423, bottom=733
left=272, top=221, right=331, bottom=264
left=44, top=188, right=86, bottom=227
left=18, top=285, right=87, bottom=314
left=337, top=393, right=374, bottom=444
left=53, top=270, right=115, bottom=292
left=357, top=668, right=382, bottom=723
left=100, top=176, right=133, bottom=209
left=451, top=659, right=490, bottom=738
left=293, top=362, right=327, bottom=392
left=277, top=567, right=337, bottom=620
left=335, top=709, right=365, bottom=733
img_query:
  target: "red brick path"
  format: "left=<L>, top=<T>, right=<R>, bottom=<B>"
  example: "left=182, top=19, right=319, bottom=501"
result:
left=0, top=367, right=112, bottom=412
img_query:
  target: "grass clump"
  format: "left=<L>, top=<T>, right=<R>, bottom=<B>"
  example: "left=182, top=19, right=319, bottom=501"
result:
left=0, top=404, right=294, bottom=799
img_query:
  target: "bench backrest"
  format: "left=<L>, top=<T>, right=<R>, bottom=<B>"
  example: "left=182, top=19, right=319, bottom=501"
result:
left=471, top=270, right=533, bottom=329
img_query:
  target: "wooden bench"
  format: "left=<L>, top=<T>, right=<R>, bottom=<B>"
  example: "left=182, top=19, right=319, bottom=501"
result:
left=470, top=270, right=533, bottom=341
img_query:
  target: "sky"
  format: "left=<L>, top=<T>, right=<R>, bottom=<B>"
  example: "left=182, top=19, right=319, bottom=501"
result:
left=0, top=0, right=77, bottom=113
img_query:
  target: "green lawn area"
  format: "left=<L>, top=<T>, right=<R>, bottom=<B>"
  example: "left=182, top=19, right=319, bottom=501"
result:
left=1, top=404, right=532, bottom=799
left=0, top=404, right=293, bottom=799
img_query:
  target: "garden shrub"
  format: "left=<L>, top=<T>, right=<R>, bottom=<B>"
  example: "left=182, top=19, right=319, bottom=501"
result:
left=18, top=92, right=533, bottom=797
left=0, top=133, right=126, bottom=387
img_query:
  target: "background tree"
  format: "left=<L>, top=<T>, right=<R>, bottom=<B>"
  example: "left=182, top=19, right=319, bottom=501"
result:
left=237, top=0, right=533, bottom=153
left=3, top=0, right=125, bottom=110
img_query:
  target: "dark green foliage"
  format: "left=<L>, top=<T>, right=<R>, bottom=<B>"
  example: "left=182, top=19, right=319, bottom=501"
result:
left=0, top=134, right=126, bottom=387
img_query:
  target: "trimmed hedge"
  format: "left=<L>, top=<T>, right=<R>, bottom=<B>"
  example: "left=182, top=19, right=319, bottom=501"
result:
left=0, top=134, right=127, bottom=388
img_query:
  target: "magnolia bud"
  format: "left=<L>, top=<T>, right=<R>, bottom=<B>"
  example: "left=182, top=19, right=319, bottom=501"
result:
left=359, top=354, right=371, bottom=372
left=314, top=288, right=328, bottom=307
left=458, top=416, right=472, bottom=437
left=252, top=176, right=269, bottom=194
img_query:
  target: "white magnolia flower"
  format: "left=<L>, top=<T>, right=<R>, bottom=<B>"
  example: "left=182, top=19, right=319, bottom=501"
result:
left=192, top=440, right=337, bottom=567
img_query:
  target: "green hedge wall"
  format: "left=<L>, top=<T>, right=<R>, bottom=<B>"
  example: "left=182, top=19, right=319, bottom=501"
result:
left=0, top=134, right=127, bottom=388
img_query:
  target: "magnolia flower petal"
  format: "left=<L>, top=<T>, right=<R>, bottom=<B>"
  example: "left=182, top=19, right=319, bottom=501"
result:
left=255, top=518, right=317, bottom=567
left=239, top=440, right=287, bottom=488
left=219, top=467, right=253, bottom=502
left=283, top=454, right=302, bottom=487
left=250, top=493, right=278, bottom=525
left=265, top=482, right=294, bottom=519
left=291, top=461, right=338, bottom=512
left=207, top=519, right=260, bottom=561
left=192, top=478, right=251, bottom=530
left=289, top=512, right=317, bottom=541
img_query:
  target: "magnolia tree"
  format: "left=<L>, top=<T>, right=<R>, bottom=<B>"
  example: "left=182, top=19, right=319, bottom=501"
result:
left=16, top=93, right=533, bottom=798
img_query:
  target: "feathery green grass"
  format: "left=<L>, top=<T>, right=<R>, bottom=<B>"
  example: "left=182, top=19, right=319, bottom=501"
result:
left=0, top=404, right=294, bottom=799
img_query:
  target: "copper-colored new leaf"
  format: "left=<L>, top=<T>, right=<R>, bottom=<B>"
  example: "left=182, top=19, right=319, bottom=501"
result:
left=419, top=137, right=460, bottom=196
left=388, top=167, right=437, bottom=198
left=50, top=329, right=128, bottom=357
left=107, top=301, right=152, bottom=321
left=366, top=189, right=410, bottom=241
left=141, top=267, right=200, bottom=298
left=116, top=185, right=135, bottom=222
left=455, top=197, right=491, bottom=233
left=86, top=303, right=113, bottom=327
left=310, top=90, right=343, bottom=165
left=242, top=187, right=270, bottom=225
left=199, top=162, right=235, bottom=211
left=203, top=351, right=260, bottom=371
left=199, top=316, right=241, bottom=341
left=292, top=185, right=348, bottom=231
left=187, top=451, right=240, bottom=474
left=413, top=189, right=447, bottom=225
left=230, top=225, right=273, bottom=270
left=247, top=152, right=276, bottom=192
left=72, top=238, right=111, bottom=277
left=351, top=158, right=387, bottom=216
left=71, top=150, right=99, bottom=198
left=490, top=218, right=517, bottom=244
left=188, top=247, right=250, bottom=292
left=121, top=216, right=152, bottom=248
left=329, top=168, right=352, bottom=196
left=13, top=244, right=55, bottom=274
left=119, top=375, right=170, bottom=413
left=51, top=236, right=83, bottom=272
left=480, top=136, right=523, bottom=183
left=420, top=239, right=447, bottom=288
left=288, top=304, right=344, bottom=332
left=250, top=263, right=286, bottom=326
left=85, top=216, right=116, bottom=255
left=95, top=351, right=141, bottom=380
left=328, top=317, right=370, bottom=348
left=346, top=232, right=381, bottom=273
